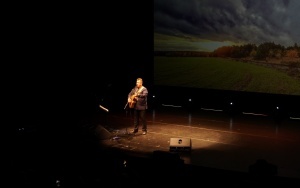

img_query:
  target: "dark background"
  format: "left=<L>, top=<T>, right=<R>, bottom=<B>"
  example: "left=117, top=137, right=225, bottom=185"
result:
left=6, top=2, right=153, bottom=128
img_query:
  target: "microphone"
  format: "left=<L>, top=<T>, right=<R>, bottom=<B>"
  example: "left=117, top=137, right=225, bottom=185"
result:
left=99, top=105, right=109, bottom=112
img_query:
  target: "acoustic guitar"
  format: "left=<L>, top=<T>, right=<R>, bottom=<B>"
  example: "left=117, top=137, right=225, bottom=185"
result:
left=128, top=86, right=144, bottom=108
left=129, top=94, right=137, bottom=108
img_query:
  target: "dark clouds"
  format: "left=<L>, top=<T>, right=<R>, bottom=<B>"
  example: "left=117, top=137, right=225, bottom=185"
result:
left=154, top=0, right=300, bottom=50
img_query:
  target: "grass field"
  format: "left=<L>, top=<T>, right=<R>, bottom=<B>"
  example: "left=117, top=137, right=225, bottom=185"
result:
left=154, top=57, right=300, bottom=96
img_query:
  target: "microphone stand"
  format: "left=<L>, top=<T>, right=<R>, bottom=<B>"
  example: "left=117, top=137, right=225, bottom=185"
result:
left=124, top=102, right=128, bottom=110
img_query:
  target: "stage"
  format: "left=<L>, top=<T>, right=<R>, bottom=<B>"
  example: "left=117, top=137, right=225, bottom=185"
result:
left=11, top=105, right=300, bottom=187
left=80, top=106, right=300, bottom=185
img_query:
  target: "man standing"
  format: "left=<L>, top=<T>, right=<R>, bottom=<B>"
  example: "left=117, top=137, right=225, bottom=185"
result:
left=128, top=78, right=148, bottom=135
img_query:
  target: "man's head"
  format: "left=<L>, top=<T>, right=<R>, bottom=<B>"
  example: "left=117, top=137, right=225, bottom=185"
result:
left=136, top=78, right=143, bottom=88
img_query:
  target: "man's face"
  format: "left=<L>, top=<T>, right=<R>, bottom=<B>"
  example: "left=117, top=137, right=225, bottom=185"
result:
left=136, top=80, right=142, bottom=87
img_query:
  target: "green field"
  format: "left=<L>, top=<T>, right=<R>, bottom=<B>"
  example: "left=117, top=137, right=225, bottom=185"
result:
left=154, top=57, right=300, bottom=95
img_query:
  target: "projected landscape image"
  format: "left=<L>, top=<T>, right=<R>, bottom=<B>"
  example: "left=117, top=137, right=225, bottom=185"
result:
left=154, top=0, right=300, bottom=96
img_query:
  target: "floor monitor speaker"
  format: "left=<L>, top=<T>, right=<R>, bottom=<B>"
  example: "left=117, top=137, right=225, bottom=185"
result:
left=169, top=137, right=191, bottom=152
left=95, top=125, right=112, bottom=140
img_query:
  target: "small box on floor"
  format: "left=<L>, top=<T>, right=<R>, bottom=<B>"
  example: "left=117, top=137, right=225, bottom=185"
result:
left=169, top=138, right=191, bottom=152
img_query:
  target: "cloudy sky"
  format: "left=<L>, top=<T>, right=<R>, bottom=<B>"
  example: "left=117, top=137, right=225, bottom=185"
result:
left=154, top=0, right=300, bottom=51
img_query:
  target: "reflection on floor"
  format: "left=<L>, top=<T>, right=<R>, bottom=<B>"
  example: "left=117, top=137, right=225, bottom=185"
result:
left=11, top=106, right=300, bottom=187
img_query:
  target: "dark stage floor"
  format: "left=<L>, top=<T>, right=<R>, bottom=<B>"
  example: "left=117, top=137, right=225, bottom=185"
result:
left=78, top=106, right=300, bottom=185
left=11, top=106, right=300, bottom=187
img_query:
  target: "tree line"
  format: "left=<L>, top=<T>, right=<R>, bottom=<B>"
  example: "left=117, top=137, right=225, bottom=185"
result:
left=212, top=42, right=300, bottom=60
left=154, top=42, right=300, bottom=61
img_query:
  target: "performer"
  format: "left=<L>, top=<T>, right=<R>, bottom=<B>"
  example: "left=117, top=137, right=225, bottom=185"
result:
left=127, top=78, right=148, bottom=135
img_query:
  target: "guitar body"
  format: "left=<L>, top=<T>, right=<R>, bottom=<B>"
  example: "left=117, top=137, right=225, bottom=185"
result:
left=129, top=94, right=137, bottom=108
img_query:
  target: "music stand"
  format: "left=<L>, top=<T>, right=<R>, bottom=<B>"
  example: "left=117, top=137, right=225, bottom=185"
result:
left=99, top=105, right=129, bottom=140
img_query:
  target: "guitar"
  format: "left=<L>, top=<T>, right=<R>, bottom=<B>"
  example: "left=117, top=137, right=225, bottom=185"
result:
left=128, top=94, right=137, bottom=108
left=128, top=86, right=144, bottom=108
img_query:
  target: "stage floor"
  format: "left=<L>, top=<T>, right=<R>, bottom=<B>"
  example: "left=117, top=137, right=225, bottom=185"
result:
left=11, top=106, right=300, bottom=187
left=91, top=107, right=300, bottom=180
